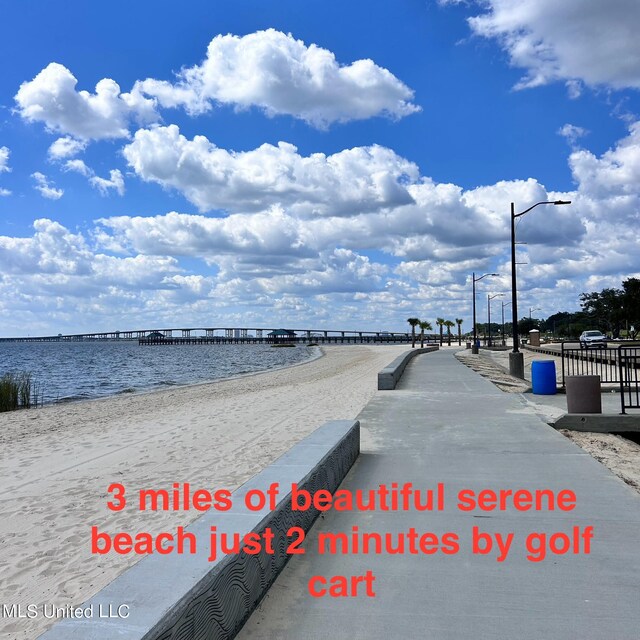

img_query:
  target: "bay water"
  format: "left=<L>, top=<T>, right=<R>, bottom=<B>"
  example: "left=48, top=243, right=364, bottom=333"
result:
left=0, top=341, right=319, bottom=405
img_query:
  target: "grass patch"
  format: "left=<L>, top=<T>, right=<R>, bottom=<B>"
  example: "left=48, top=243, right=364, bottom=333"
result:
left=0, top=371, right=42, bottom=412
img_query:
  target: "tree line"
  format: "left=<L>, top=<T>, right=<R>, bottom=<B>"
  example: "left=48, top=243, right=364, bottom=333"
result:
left=408, top=277, right=639, bottom=345
left=407, top=317, right=465, bottom=348
left=480, top=278, right=640, bottom=340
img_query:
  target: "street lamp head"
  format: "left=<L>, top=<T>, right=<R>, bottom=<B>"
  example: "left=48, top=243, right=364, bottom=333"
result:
left=513, top=199, right=572, bottom=218
left=474, top=272, right=500, bottom=282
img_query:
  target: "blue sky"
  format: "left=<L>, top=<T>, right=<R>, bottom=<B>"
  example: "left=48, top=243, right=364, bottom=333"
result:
left=0, top=0, right=639, bottom=336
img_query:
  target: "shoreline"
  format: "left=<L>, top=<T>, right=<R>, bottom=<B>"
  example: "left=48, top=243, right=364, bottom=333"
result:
left=0, top=344, right=408, bottom=640
left=50, top=343, right=325, bottom=408
left=1, top=341, right=324, bottom=408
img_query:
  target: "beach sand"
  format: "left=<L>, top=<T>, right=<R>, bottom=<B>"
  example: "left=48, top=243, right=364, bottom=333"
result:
left=0, top=344, right=408, bottom=640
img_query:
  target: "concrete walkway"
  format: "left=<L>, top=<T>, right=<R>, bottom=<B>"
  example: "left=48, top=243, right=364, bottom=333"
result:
left=238, top=350, right=640, bottom=640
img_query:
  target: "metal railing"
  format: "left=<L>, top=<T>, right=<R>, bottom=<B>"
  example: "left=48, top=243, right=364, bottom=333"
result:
left=619, top=346, right=640, bottom=414
left=559, top=342, right=640, bottom=413
left=560, top=342, right=620, bottom=385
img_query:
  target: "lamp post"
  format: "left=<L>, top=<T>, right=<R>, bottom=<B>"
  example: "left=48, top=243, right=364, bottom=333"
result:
left=501, top=301, right=512, bottom=346
left=472, top=272, right=499, bottom=354
left=529, top=307, right=541, bottom=320
left=487, top=293, right=503, bottom=347
left=510, top=200, right=571, bottom=378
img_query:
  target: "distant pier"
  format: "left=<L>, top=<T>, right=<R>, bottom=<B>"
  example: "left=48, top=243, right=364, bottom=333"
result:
left=138, top=334, right=421, bottom=346
left=0, top=327, right=437, bottom=346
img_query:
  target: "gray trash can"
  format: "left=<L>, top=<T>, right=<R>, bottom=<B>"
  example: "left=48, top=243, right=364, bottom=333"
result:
left=565, top=375, right=602, bottom=413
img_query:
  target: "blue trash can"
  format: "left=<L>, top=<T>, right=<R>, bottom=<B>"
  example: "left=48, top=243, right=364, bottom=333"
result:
left=531, top=360, right=557, bottom=395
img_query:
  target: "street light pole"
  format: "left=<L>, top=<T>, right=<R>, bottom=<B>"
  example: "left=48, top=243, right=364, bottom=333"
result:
left=472, top=272, right=499, bottom=354
left=510, top=200, right=571, bottom=378
left=472, top=273, right=479, bottom=354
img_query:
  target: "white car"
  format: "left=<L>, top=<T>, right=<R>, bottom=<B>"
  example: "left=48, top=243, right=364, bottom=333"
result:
left=579, top=330, right=608, bottom=349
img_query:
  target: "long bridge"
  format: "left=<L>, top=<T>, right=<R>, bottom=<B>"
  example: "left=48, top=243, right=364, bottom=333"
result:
left=0, top=327, right=439, bottom=345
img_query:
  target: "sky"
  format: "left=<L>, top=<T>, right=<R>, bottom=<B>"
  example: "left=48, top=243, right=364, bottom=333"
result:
left=0, top=0, right=639, bottom=337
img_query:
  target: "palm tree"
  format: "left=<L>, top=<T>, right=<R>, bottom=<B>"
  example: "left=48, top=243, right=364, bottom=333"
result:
left=419, top=321, right=433, bottom=348
left=407, top=317, right=420, bottom=348
left=456, top=318, right=463, bottom=345
left=436, top=318, right=445, bottom=346
left=444, top=320, right=455, bottom=346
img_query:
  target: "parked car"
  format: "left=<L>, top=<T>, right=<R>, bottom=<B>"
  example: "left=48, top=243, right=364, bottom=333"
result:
left=579, top=330, right=608, bottom=349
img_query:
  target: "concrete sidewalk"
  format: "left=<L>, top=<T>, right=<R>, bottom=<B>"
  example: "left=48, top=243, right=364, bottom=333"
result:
left=475, top=346, right=640, bottom=431
left=238, top=349, right=640, bottom=640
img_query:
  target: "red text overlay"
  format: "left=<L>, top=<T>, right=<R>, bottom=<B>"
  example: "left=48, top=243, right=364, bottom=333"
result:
left=91, top=482, right=593, bottom=598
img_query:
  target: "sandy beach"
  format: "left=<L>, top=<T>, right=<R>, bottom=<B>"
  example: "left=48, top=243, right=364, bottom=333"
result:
left=0, top=344, right=408, bottom=640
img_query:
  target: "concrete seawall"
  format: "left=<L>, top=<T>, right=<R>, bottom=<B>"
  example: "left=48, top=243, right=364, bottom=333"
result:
left=377, top=346, right=439, bottom=390
left=39, top=419, right=360, bottom=640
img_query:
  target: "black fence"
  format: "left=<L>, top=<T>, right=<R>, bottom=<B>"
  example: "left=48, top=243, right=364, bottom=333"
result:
left=619, top=346, right=640, bottom=414
left=560, top=343, right=620, bottom=384
left=560, top=342, right=640, bottom=413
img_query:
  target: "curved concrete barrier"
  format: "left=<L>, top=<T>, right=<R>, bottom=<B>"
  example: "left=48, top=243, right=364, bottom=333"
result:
left=377, top=346, right=439, bottom=390
left=40, top=419, right=360, bottom=640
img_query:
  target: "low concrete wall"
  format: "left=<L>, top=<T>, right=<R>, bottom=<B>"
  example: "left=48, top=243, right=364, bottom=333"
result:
left=40, top=419, right=360, bottom=640
left=378, top=346, right=439, bottom=390
left=553, top=413, right=640, bottom=433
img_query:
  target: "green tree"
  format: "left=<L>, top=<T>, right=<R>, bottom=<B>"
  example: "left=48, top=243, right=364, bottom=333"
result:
left=622, top=278, right=640, bottom=338
left=580, top=287, right=625, bottom=337
left=407, top=317, right=420, bottom=348
left=436, top=317, right=445, bottom=346
left=518, top=317, right=541, bottom=336
left=545, top=311, right=577, bottom=339
left=456, top=318, right=463, bottom=345
left=419, top=320, right=433, bottom=348
left=444, top=320, right=455, bottom=346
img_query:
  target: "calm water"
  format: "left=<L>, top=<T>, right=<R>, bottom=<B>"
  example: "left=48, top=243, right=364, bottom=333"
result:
left=0, top=341, right=319, bottom=404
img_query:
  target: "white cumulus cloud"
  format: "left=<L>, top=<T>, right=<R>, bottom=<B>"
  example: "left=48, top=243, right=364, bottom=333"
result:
left=463, top=0, right=640, bottom=91
left=0, top=219, right=182, bottom=290
left=123, top=125, right=418, bottom=215
left=61, top=159, right=125, bottom=196
left=558, top=124, right=589, bottom=147
left=2, top=120, right=640, bottom=333
left=568, top=120, right=640, bottom=221
left=0, top=147, right=10, bottom=195
left=0, top=219, right=91, bottom=275
left=48, top=136, right=88, bottom=159
left=31, top=172, right=63, bottom=200
left=15, top=62, right=158, bottom=140
left=97, top=207, right=315, bottom=267
left=64, top=159, right=92, bottom=176
left=135, top=29, right=420, bottom=127
left=90, top=169, right=125, bottom=196
left=0, top=146, right=11, bottom=173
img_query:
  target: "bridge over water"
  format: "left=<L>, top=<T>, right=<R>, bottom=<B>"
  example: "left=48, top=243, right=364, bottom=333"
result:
left=0, top=327, right=439, bottom=345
